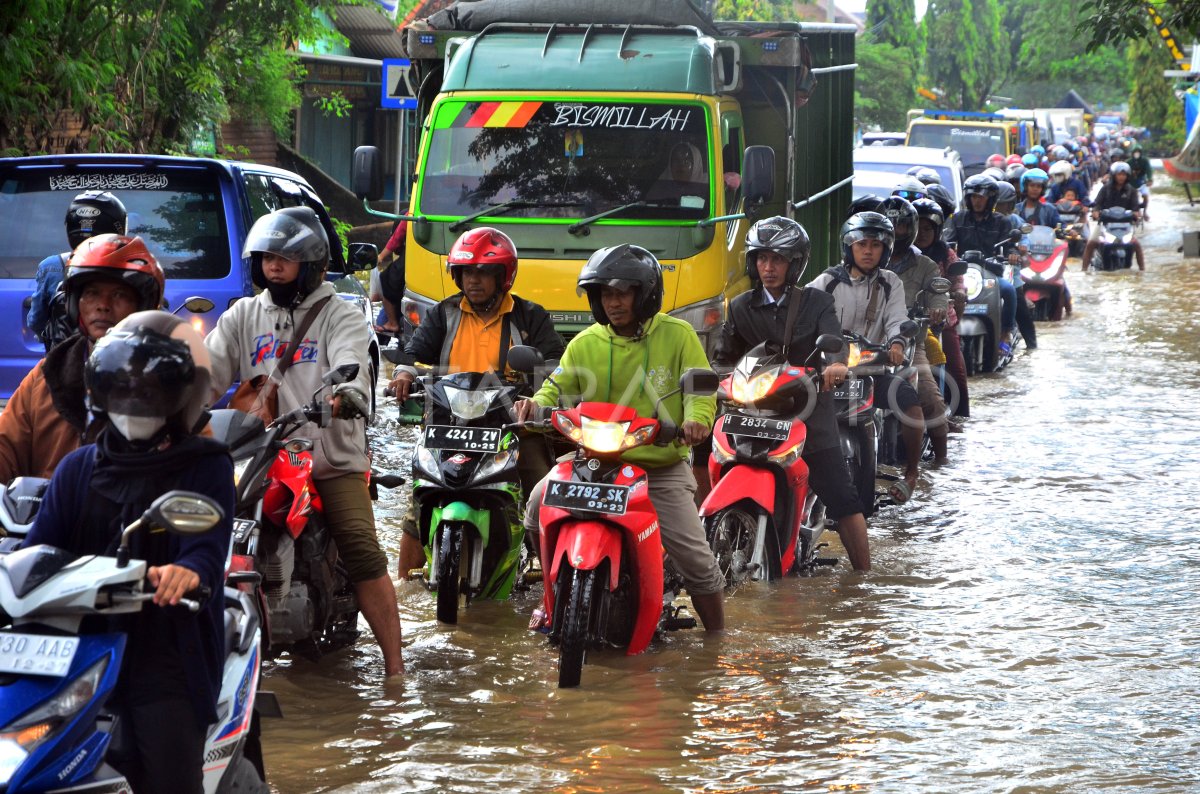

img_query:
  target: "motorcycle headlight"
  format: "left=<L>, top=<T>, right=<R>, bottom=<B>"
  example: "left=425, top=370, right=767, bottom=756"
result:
left=443, top=386, right=499, bottom=421
left=414, top=445, right=442, bottom=483
left=964, top=268, right=984, bottom=300
left=578, top=418, right=629, bottom=454
left=232, top=457, right=253, bottom=487
left=730, top=370, right=778, bottom=405
left=0, top=656, right=109, bottom=781
left=475, top=449, right=515, bottom=481
left=767, top=437, right=806, bottom=468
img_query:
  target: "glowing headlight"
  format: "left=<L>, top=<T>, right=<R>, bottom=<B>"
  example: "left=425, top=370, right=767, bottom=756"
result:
left=730, top=370, right=777, bottom=404
left=232, top=458, right=252, bottom=487
left=475, top=449, right=515, bottom=481
left=845, top=342, right=880, bottom=368
left=444, top=386, right=499, bottom=421
left=964, top=268, right=984, bottom=300
left=579, top=418, right=630, bottom=453
left=767, top=437, right=806, bottom=468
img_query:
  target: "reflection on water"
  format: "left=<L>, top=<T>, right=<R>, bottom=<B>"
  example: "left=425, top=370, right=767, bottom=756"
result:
left=261, top=190, right=1200, bottom=793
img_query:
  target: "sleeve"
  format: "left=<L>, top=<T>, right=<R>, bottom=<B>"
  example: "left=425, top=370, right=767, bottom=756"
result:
left=204, top=298, right=247, bottom=396
left=26, top=256, right=59, bottom=334
left=679, top=327, right=716, bottom=427
left=882, top=275, right=912, bottom=346
left=943, top=213, right=958, bottom=243
left=171, top=456, right=235, bottom=592
left=0, top=366, right=41, bottom=483
left=532, top=338, right=582, bottom=408
left=400, top=301, right=448, bottom=374
left=21, top=449, right=85, bottom=549
left=323, top=301, right=373, bottom=399
left=384, top=221, right=407, bottom=254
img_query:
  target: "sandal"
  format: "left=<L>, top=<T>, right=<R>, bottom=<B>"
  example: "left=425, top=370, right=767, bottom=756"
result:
left=887, top=479, right=914, bottom=505
left=998, top=341, right=1013, bottom=356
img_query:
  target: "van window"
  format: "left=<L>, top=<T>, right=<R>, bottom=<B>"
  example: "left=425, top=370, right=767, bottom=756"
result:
left=0, top=169, right=229, bottom=279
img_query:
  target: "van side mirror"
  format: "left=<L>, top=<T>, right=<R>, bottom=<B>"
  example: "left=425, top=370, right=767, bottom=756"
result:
left=353, top=146, right=384, bottom=201
left=741, top=145, right=776, bottom=205
left=347, top=242, right=378, bottom=273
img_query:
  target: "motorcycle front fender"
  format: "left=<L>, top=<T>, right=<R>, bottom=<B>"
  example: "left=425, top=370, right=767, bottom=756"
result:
left=431, top=501, right=490, bottom=547
left=699, top=466, right=776, bottom=518
left=957, top=316, right=987, bottom=337
left=548, top=520, right=624, bottom=592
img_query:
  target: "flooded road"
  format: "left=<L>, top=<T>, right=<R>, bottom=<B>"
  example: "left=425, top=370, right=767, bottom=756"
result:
left=261, top=184, right=1200, bottom=792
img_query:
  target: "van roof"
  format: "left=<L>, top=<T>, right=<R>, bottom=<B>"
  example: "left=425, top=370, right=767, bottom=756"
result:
left=853, top=145, right=961, bottom=165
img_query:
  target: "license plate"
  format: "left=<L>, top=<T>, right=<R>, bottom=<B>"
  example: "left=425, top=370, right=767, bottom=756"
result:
left=832, top=379, right=864, bottom=401
left=964, top=303, right=988, bottom=314
left=423, top=424, right=500, bottom=453
left=233, top=518, right=257, bottom=544
left=0, top=631, right=79, bottom=677
left=721, top=413, right=792, bottom=441
left=542, top=480, right=630, bottom=515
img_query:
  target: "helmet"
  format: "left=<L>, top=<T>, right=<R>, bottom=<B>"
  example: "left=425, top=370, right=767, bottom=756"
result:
left=982, top=167, right=1007, bottom=182
left=1021, top=168, right=1049, bottom=193
left=1050, top=145, right=1070, bottom=161
left=577, top=244, right=664, bottom=327
left=743, top=216, right=811, bottom=285
left=85, top=310, right=213, bottom=439
left=1005, top=154, right=1023, bottom=166
left=994, top=181, right=1017, bottom=209
left=66, top=191, right=127, bottom=250
left=1021, top=153, right=1040, bottom=168
left=447, top=227, right=518, bottom=293
left=986, top=154, right=1006, bottom=169
left=892, top=176, right=927, bottom=203
left=924, top=183, right=957, bottom=217
left=1005, top=163, right=1027, bottom=184
left=840, top=211, right=895, bottom=269
left=963, top=174, right=999, bottom=215
left=1030, top=145, right=1046, bottom=156
left=912, top=197, right=946, bottom=240
left=876, top=196, right=919, bottom=253
left=1064, top=140, right=1080, bottom=154
left=908, top=167, right=942, bottom=185
left=847, top=193, right=882, bottom=218
left=1109, top=147, right=1127, bottom=162
left=63, top=234, right=165, bottom=328
left=1049, top=161, right=1074, bottom=181
left=1110, top=161, right=1131, bottom=177
left=243, top=207, right=330, bottom=295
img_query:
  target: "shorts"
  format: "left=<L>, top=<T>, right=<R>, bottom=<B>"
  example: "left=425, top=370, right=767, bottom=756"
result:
left=803, top=445, right=864, bottom=520
left=314, top=472, right=389, bottom=582
left=873, top=372, right=921, bottom=414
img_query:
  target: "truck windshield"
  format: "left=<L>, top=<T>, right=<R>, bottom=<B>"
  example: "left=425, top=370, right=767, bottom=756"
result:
left=0, top=168, right=229, bottom=279
left=908, top=123, right=1007, bottom=168
left=418, top=99, right=712, bottom=222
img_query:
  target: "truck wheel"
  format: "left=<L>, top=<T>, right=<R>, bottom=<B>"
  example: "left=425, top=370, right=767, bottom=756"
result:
left=558, top=566, right=596, bottom=688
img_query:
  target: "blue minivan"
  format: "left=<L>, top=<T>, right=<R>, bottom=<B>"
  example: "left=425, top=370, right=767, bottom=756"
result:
left=0, top=154, right=377, bottom=403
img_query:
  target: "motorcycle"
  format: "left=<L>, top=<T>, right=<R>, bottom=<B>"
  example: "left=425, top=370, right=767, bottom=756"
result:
left=403, top=369, right=532, bottom=624
left=700, top=334, right=845, bottom=585
left=207, top=364, right=403, bottom=660
left=1090, top=206, right=1138, bottom=271
left=1054, top=199, right=1088, bottom=258
left=0, top=491, right=267, bottom=793
left=1021, top=225, right=1071, bottom=321
left=0, top=477, right=49, bottom=553
left=508, top=345, right=718, bottom=688
left=959, top=230, right=1023, bottom=374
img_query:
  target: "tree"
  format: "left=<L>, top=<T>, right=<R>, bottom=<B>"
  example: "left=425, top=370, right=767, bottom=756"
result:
left=713, top=0, right=789, bottom=21
left=969, top=0, right=1009, bottom=107
left=922, top=0, right=982, bottom=109
left=856, top=40, right=918, bottom=130
left=1081, top=0, right=1200, bottom=50
left=866, top=0, right=920, bottom=53
left=1127, top=37, right=1186, bottom=153
left=0, top=0, right=341, bottom=156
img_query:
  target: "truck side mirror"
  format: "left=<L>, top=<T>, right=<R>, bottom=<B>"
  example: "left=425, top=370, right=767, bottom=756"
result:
left=353, top=146, right=384, bottom=201
left=741, top=145, right=775, bottom=205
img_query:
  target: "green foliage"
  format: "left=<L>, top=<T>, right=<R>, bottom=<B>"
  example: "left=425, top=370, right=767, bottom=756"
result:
left=712, top=0, right=789, bottom=21
left=923, top=0, right=983, bottom=109
left=1081, top=0, right=1200, bottom=50
left=0, top=0, right=345, bottom=155
left=315, top=92, right=355, bottom=120
left=1127, top=37, right=1185, bottom=153
left=970, top=0, right=1009, bottom=106
left=866, top=0, right=920, bottom=53
left=856, top=40, right=918, bottom=130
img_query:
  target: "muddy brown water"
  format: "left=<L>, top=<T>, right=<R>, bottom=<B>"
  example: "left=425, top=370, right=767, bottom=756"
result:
left=260, top=184, right=1200, bottom=793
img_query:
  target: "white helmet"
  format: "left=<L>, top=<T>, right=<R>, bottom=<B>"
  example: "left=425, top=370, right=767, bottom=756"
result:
left=1048, top=160, right=1073, bottom=182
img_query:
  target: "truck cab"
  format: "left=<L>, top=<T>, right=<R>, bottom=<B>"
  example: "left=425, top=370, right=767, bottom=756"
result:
left=906, top=110, right=1033, bottom=176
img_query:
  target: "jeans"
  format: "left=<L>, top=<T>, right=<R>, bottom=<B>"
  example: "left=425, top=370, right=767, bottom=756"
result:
left=997, top=277, right=1017, bottom=334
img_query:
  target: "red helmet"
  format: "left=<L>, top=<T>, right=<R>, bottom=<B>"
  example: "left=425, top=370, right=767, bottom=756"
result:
left=63, top=234, right=165, bottom=327
left=986, top=154, right=1006, bottom=169
left=446, top=227, right=518, bottom=293
left=1005, top=154, right=1023, bottom=166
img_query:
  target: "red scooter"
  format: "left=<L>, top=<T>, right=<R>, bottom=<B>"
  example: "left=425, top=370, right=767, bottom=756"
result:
left=701, top=335, right=845, bottom=584
left=509, top=346, right=717, bottom=688
left=1020, top=225, right=1071, bottom=321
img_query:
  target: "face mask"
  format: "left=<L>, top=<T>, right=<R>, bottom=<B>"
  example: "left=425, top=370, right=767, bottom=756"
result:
left=109, top=413, right=167, bottom=442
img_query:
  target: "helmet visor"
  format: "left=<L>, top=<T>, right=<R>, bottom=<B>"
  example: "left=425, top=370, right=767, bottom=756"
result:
left=87, top=330, right=194, bottom=418
left=893, top=189, right=925, bottom=202
left=843, top=228, right=892, bottom=247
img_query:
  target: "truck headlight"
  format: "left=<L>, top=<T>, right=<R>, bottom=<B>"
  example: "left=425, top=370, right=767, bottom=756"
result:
left=401, top=290, right=437, bottom=328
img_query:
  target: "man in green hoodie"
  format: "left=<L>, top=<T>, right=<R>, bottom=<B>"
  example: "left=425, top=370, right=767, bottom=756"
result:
left=514, top=245, right=725, bottom=631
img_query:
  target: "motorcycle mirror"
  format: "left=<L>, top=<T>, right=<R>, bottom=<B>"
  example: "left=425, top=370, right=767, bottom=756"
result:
left=1020, top=224, right=1033, bottom=235
left=928, top=277, right=952, bottom=295
left=118, top=490, right=225, bottom=566
left=181, top=297, right=214, bottom=314
left=1009, top=228, right=1024, bottom=241
left=947, top=260, right=969, bottom=277
left=962, top=250, right=984, bottom=263
left=899, top=320, right=920, bottom=338
left=679, top=368, right=719, bottom=396
left=507, top=345, right=544, bottom=374
left=815, top=333, right=845, bottom=354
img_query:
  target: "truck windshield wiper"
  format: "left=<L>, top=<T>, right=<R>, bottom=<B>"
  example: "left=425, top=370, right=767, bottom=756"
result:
left=449, top=199, right=583, bottom=232
left=567, top=201, right=676, bottom=235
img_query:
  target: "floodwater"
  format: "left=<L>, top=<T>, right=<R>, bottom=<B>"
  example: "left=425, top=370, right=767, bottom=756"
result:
left=260, top=183, right=1200, bottom=793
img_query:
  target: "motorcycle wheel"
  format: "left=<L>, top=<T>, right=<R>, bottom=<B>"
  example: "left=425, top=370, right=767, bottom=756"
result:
left=962, top=336, right=978, bottom=376
left=794, top=499, right=827, bottom=573
left=222, top=756, right=269, bottom=793
left=850, top=423, right=878, bottom=519
left=705, top=508, right=758, bottom=587
left=435, top=523, right=463, bottom=625
left=558, top=566, right=597, bottom=688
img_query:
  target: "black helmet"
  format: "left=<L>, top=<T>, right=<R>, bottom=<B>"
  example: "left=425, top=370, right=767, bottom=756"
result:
left=85, top=310, right=213, bottom=439
left=994, top=181, right=1018, bottom=209
left=744, top=216, right=811, bottom=285
left=924, top=183, right=957, bottom=217
left=66, top=191, right=127, bottom=250
left=577, top=244, right=664, bottom=327
left=912, top=197, right=946, bottom=240
left=876, top=196, right=918, bottom=253
left=963, top=174, right=999, bottom=215
left=906, top=166, right=942, bottom=185
left=244, top=207, right=330, bottom=295
left=840, top=211, right=894, bottom=269
left=846, top=193, right=882, bottom=219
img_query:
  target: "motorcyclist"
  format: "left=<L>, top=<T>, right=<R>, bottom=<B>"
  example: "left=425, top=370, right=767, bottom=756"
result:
left=709, top=217, right=871, bottom=570
left=985, top=154, right=1006, bottom=171
left=1082, top=162, right=1145, bottom=272
left=0, top=234, right=164, bottom=483
left=1047, top=161, right=1090, bottom=206
left=24, top=311, right=232, bottom=794
left=944, top=174, right=1022, bottom=356
left=914, top=198, right=970, bottom=420
left=27, top=191, right=127, bottom=350
left=906, top=166, right=942, bottom=186
left=994, top=181, right=1020, bottom=221
left=1017, top=169, right=1061, bottom=230
left=879, top=196, right=952, bottom=462
left=513, top=245, right=726, bottom=630
left=1129, top=144, right=1153, bottom=220
left=387, top=227, right=565, bottom=575
left=205, top=206, right=405, bottom=676
left=808, top=212, right=926, bottom=504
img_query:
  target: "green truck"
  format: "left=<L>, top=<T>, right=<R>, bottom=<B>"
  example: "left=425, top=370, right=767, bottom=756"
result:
left=355, top=0, right=857, bottom=348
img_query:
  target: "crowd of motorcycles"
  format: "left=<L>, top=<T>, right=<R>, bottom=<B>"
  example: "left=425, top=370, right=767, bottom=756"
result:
left=0, top=136, right=1148, bottom=791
